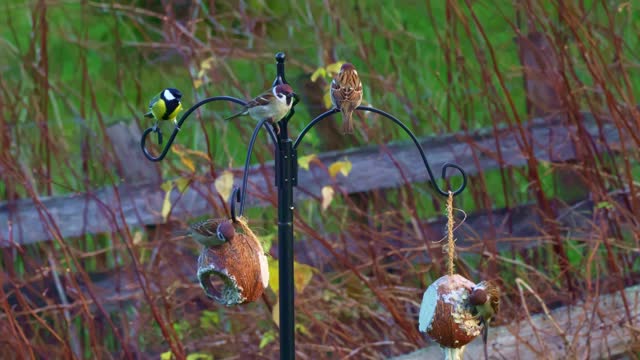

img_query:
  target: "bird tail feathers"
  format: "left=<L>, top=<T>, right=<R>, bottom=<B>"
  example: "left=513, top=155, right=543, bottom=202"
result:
left=340, top=103, right=356, bottom=134
left=224, top=110, right=248, bottom=121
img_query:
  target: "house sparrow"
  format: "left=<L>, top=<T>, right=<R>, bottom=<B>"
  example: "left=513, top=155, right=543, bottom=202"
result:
left=224, top=84, right=295, bottom=135
left=469, top=281, right=500, bottom=360
left=189, top=219, right=235, bottom=248
left=330, top=63, right=363, bottom=134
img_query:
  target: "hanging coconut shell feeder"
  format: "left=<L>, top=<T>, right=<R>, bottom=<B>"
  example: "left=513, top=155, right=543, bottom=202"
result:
left=419, top=274, right=482, bottom=349
left=196, top=218, right=269, bottom=306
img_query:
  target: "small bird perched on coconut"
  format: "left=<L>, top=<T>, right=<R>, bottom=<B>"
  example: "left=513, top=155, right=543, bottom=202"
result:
left=189, top=218, right=236, bottom=248
left=469, top=280, right=500, bottom=360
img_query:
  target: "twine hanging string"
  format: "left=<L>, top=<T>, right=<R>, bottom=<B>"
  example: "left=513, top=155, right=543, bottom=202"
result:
left=446, top=191, right=455, bottom=276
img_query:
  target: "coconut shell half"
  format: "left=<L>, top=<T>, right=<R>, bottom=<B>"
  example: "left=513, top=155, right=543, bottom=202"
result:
left=418, top=274, right=482, bottom=348
left=197, top=221, right=269, bottom=306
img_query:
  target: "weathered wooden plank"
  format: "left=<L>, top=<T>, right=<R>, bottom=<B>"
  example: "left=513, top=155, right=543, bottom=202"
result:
left=390, top=284, right=640, bottom=360
left=105, top=122, right=161, bottom=185
left=0, top=114, right=623, bottom=246
left=10, top=194, right=612, bottom=316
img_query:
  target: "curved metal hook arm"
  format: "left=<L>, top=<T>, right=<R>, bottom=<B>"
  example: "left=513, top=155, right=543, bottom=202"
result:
left=232, top=117, right=278, bottom=219
left=293, top=108, right=339, bottom=150
left=229, top=186, right=242, bottom=222
left=140, top=96, right=248, bottom=162
left=293, top=106, right=467, bottom=196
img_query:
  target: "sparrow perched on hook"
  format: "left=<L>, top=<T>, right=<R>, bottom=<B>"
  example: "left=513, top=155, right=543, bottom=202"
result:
left=224, top=84, right=295, bottom=135
left=144, top=88, right=183, bottom=127
left=469, top=281, right=500, bottom=360
left=330, top=63, right=363, bottom=134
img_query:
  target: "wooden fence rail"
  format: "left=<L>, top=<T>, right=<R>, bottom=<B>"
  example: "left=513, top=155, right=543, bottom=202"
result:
left=0, top=113, right=623, bottom=246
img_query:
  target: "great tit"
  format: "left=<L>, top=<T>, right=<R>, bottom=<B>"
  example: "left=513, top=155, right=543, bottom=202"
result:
left=144, top=88, right=183, bottom=125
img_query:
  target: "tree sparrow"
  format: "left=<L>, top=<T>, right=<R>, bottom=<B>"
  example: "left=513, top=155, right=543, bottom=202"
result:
left=225, top=84, right=295, bottom=135
left=189, top=218, right=235, bottom=248
left=330, top=63, right=363, bottom=134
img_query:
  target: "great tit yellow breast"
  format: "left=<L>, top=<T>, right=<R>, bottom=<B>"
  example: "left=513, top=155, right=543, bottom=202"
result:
left=165, top=101, right=182, bottom=121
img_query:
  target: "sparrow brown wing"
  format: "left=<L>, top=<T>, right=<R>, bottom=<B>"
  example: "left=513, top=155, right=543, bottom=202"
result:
left=225, top=90, right=276, bottom=121
left=331, top=70, right=363, bottom=134
left=190, top=219, right=220, bottom=237
left=246, top=93, right=274, bottom=108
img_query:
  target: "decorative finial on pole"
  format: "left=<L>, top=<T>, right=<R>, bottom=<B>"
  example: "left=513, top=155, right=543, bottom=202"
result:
left=273, top=52, right=287, bottom=86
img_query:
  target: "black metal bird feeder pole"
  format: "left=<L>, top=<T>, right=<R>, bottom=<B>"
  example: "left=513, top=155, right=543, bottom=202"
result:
left=140, top=52, right=468, bottom=360
left=272, top=52, right=297, bottom=360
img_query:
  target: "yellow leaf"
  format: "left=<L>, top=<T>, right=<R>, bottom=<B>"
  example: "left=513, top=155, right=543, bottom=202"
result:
left=325, top=61, right=345, bottom=76
left=268, top=257, right=279, bottom=293
left=321, top=186, right=334, bottom=211
left=184, top=148, right=212, bottom=161
left=193, top=78, right=203, bottom=89
left=171, top=144, right=185, bottom=155
left=298, top=154, right=317, bottom=170
left=161, top=180, right=174, bottom=192
left=186, top=354, right=213, bottom=360
left=160, top=351, right=173, bottom=360
left=272, top=297, right=280, bottom=327
left=200, top=57, right=215, bottom=71
left=175, top=177, right=190, bottom=193
left=214, top=170, right=234, bottom=200
left=328, top=159, right=352, bottom=178
left=293, top=261, right=315, bottom=293
left=161, top=189, right=172, bottom=222
left=310, top=67, right=326, bottom=82
left=296, top=323, right=310, bottom=336
left=323, top=91, right=333, bottom=109
left=132, top=231, right=144, bottom=245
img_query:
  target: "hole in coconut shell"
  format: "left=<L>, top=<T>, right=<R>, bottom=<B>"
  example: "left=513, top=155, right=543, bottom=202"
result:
left=197, top=251, right=247, bottom=306
left=198, top=267, right=247, bottom=306
left=201, top=274, right=224, bottom=299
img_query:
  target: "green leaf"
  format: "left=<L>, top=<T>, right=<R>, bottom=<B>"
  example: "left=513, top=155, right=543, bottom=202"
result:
left=259, top=329, right=276, bottom=349
left=160, top=351, right=173, bottom=360
left=596, top=201, right=614, bottom=210
left=260, top=233, right=275, bottom=252
left=199, top=310, right=220, bottom=329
